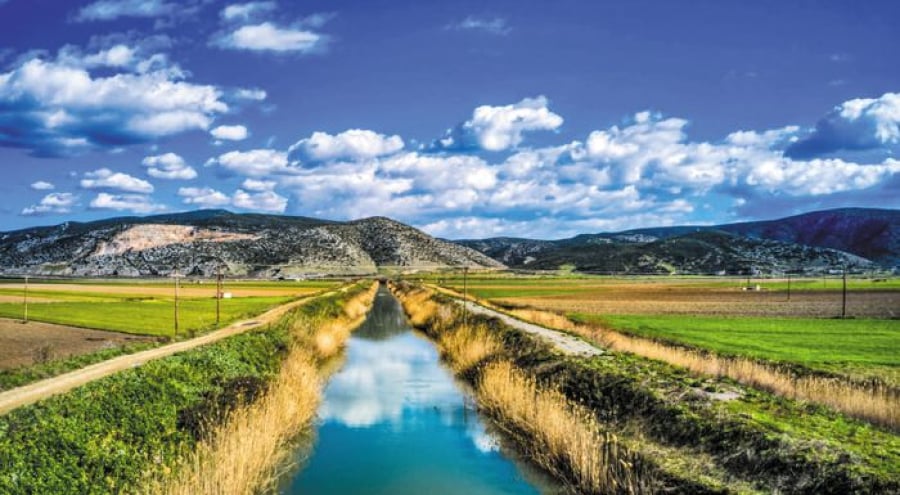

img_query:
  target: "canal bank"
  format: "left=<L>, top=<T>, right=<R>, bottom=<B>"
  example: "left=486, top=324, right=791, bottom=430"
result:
left=282, top=285, right=560, bottom=494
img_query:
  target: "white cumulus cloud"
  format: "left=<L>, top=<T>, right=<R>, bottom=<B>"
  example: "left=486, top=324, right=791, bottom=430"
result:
left=81, top=168, right=154, bottom=193
left=222, top=2, right=276, bottom=21
left=215, top=22, right=325, bottom=53
left=786, top=91, right=900, bottom=158
left=142, top=153, right=197, bottom=180
left=289, top=129, right=404, bottom=163
left=0, top=57, right=228, bottom=156
left=232, top=189, right=287, bottom=212
left=21, top=192, right=77, bottom=216
left=240, top=178, right=276, bottom=191
left=89, top=192, right=165, bottom=214
left=30, top=181, right=55, bottom=191
left=210, top=148, right=295, bottom=177
left=75, top=0, right=176, bottom=21
left=178, top=187, right=231, bottom=207
left=428, top=96, right=563, bottom=152
left=210, top=124, right=249, bottom=141
left=178, top=184, right=286, bottom=213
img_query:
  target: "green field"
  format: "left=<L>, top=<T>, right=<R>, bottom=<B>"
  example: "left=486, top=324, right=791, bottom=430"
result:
left=432, top=274, right=900, bottom=298
left=574, top=313, right=900, bottom=382
left=0, top=279, right=340, bottom=336
left=0, top=297, right=293, bottom=337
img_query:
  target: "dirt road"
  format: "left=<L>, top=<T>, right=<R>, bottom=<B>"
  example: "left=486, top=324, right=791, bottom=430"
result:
left=454, top=298, right=602, bottom=358
left=0, top=294, right=320, bottom=416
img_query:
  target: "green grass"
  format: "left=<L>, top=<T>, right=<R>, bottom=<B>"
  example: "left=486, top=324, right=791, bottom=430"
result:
left=575, top=313, right=900, bottom=381
left=0, top=288, right=128, bottom=302
left=0, top=296, right=293, bottom=337
left=0, top=313, right=293, bottom=494
left=433, top=274, right=900, bottom=294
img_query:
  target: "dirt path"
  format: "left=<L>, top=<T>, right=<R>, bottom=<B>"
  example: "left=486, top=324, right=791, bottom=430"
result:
left=0, top=294, right=323, bottom=416
left=452, top=297, right=603, bottom=358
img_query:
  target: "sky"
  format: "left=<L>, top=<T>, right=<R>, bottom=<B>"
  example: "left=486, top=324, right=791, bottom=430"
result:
left=0, top=0, right=898, bottom=239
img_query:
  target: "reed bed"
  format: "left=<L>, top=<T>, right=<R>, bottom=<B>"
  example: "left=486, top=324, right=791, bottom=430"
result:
left=506, top=307, right=899, bottom=430
left=479, top=360, right=652, bottom=494
left=436, top=323, right=503, bottom=372
left=147, top=351, right=321, bottom=495
left=312, top=283, right=378, bottom=359
left=149, top=282, right=378, bottom=495
left=392, top=282, right=652, bottom=494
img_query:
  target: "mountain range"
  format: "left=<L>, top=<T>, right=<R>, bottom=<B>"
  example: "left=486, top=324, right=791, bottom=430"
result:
left=457, top=208, right=899, bottom=274
left=0, top=208, right=896, bottom=277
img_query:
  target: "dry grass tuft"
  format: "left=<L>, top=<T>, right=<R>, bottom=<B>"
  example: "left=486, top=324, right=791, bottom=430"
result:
left=437, top=323, right=503, bottom=372
left=397, top=285, right=440, bottom=327
left=479, top=361, right=653, bottom=494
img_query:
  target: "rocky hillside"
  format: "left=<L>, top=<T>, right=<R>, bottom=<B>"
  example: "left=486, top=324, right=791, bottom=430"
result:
left=456, top=208, right=898, bottom=274
left=0, top=210, right=503, bottom=278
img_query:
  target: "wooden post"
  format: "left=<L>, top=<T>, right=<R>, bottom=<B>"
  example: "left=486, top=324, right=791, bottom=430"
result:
left=463, top=266, right=469, bottom=329
left=23, top=275, right=28, bottom=323
left=841, top=266, right=847, bottom=319
left=786, top=273, right=791, bottom=301
left=215, top=264, right=222, bottom=327
left=173, top=265, right=180, bottom=336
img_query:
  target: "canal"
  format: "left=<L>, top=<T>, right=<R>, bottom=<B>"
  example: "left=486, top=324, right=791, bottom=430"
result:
left=281, top=285, right=559, bottom=494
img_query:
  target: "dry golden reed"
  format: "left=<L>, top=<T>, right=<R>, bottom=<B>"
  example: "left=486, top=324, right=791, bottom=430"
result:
left=436, top=323, right=503, bottom=372
left=148, top=282, right=378, bottom=495
left=506, top=303, right=898, bottom=430
left=313, top=282, right=378, bottom=359
left=479, top=361, right=652, bottom=494
left=392, top=283, right=652, bottom=494
left=397, top=284, right=441, bottom=327
left=147, top=352, right=321, bottom=495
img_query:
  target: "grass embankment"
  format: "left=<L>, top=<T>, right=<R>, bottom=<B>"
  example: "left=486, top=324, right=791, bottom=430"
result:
left=152, top=282, right=377, bottom=495
left=393, top=282, right=655, bottom=494
left=437, top=282, right=899, bottom=429
left=576, top=314, right=900, bottom=384
left=398, top=283, right=900, bottom=494
left=520, top=307, right=899, bottom=429
left=0, top=282, right=377, bottom=494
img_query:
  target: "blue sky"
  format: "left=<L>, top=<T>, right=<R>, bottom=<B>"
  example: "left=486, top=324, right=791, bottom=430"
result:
left=0, top=0, right=897, bottom=239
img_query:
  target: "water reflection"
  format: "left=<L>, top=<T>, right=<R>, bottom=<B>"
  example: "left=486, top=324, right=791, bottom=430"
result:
left=283, top=286, right=559, bottom=494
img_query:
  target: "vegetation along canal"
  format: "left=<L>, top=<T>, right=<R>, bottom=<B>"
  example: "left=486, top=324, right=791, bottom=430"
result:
left=282, top=285, right=560, bottom=494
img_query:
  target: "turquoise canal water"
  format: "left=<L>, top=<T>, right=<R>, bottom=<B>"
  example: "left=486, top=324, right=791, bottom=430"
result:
left=282, top=286, right=560, bottom=494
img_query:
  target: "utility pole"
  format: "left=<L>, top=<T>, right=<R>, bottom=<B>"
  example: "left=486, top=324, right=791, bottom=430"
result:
left=215, top=264, right=223, bottom=327
left=23, top=275, right=29, bottom=323
left=462, top=265, right=469, bottom=329
left=841, top=265, right=847, bottom=319
left=786, top=273, right=792, bottom=302
left=173, top=264, right=180, bottom=337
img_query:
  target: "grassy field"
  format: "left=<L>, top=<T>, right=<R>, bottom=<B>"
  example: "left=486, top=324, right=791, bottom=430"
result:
left=0, top=297, right=291, bottom=337
left=434, top=274, right=900, bottom=387
left=574, top=313, right=900, bottom=382
left=0, top=279, right=339, bottom=336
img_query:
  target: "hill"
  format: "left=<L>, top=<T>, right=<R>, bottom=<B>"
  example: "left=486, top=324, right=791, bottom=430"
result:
left=0, top=210, right=503, bottom=277
left=456, top=208, right=897, bottom=274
